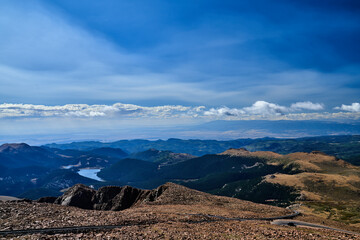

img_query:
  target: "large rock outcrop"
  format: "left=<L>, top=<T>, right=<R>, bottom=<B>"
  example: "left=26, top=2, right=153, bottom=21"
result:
left=53, top=183, right=169, bottom=211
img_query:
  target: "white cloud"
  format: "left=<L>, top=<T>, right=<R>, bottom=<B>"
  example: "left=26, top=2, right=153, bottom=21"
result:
left=290, top=101, right=324, bottom=111
left=334, top=102, right=360, bottom=112
left=243, top=101, right=288, bottom=115
left=204, top=101, right=288, bottom=118
left=203, top=101, right=324, bottom=118
left=204, top=107, right=245, bottom=117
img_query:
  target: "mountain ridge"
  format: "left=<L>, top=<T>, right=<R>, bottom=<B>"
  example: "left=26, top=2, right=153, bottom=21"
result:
left=43, top=135, right=360, bottom=165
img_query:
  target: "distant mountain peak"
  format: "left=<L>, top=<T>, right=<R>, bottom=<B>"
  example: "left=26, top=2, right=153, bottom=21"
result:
left=128, top=148, right=194, bottom=166
left=229, top=147, right=249, bottom=152
left=89, top=147, right=128, bottom=159
left=0, top=143, right=31, bottom=152
left=310, top=150, right=329, bottom=156
left=147, top=148, right=161, bottom=152
left=220, top=148, right=282, bottom=159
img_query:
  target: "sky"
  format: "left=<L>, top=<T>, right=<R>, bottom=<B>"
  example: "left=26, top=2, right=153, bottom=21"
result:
left=0, top=0, right=360, bottom=143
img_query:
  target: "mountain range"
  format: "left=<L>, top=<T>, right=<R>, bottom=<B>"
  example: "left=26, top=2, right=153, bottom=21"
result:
left=45, top=135, right=360, bottom=165
left=1, top=135, right=360, bottom=226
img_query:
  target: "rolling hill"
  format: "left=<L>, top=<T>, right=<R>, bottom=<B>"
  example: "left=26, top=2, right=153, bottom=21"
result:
left=129, top=148, right=195, bottom=166
left=218, top=148, right=360, bottom=225
left=96, top=147, right=360, bottom=225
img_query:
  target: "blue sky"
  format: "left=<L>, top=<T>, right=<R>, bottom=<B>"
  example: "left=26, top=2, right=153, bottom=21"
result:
left=0, top=0, right=360, bottom=142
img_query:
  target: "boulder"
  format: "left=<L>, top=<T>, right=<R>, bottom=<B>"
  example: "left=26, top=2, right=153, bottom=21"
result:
left=54, top=184, right=95, bottom=209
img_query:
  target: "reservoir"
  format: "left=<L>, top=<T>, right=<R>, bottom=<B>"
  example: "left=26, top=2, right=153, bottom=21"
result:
left=78, top=168, right=105, bottom=182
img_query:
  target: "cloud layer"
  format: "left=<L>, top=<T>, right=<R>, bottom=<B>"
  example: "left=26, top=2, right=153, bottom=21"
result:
left=1, top=101, right=359, bottom=121
left=0, top=103, right=204, bottom=119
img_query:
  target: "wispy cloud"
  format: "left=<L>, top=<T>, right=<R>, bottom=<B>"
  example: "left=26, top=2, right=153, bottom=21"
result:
left=0, top=1, right=359, bottom=108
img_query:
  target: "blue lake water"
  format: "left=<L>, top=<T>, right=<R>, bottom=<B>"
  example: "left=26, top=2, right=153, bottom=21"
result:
left=77, top=168, right=104, bottom=182
left=62, top=165, right=74, bottom=169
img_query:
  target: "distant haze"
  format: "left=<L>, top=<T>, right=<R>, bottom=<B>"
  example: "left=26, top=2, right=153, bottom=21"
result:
left=1, top=120, right=360, bottom=145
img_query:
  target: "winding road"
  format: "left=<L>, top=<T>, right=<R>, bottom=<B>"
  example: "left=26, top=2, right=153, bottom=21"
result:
left=272, top=220, right=360, bottom=236
left=190, top=210, right=300, bottom=221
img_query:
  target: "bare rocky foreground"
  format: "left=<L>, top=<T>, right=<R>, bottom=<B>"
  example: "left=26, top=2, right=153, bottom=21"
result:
left=1, top=183, right=360, bottom=239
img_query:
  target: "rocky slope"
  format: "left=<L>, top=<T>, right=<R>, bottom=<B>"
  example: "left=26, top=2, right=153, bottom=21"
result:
left=1, top=183, right=360, bottom=239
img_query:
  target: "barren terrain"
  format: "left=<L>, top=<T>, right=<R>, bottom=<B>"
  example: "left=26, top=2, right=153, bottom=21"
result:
left=1, top=183, right=360, bottom=239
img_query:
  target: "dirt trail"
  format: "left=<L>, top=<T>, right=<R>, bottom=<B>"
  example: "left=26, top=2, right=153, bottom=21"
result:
left=4, top=210, right=359, bottom=237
